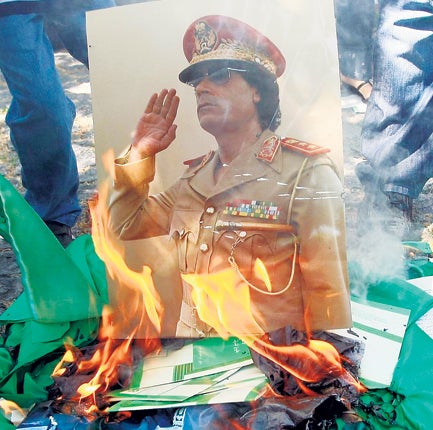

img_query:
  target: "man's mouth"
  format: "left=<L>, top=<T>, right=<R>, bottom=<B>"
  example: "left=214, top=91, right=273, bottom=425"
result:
left=197, top=96, right=217, bottom=112
left=198, top=102, right=214, bottom=112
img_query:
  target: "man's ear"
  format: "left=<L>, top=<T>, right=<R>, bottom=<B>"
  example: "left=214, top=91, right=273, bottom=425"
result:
left=253, top=89, right=261, bottom=104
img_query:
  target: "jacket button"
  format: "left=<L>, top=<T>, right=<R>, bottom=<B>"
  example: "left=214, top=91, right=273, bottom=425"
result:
left=206, top=206, right=215, bottom=214
left=199, top=243, right=209, bottom=252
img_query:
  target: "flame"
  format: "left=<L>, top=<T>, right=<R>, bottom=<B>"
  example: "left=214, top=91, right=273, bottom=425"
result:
left=182, top=266, right=365, bottom=395
left=90, top=165, right=164, bottom=339
left=52, top=151, right=163, bottom=414
left=0, top=399, right=25, bottom=426
left=252, top=335, right=365, bottom=394
left=51, top=149, right=363, bottom=418
left=253, top=258, right=272, bottom=292
left=89, top=150, right=165, bottom=337
left=0, top=399, right=24, bottom=417
left=52, top=348, right=76, bottom=377
left=182, top=267, right=265, bottom=338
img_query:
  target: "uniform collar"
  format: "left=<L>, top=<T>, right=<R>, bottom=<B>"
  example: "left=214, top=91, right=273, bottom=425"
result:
left=185, top=130, right=283, bottom=197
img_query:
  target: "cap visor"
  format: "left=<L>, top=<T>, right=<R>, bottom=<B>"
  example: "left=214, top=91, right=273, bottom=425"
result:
left=179, top=59, right=254, bottom=84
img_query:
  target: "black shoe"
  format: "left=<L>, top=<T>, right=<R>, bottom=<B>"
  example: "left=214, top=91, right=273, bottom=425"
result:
left=45, top=221, right=74, bottom=248
left=386, top=192, right=413, bottom=222
left=357, top=187, right=413, bottom=238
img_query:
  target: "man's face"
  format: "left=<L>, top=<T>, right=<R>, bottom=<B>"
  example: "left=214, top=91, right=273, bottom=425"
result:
left=191, top=67, right=261, bottom=136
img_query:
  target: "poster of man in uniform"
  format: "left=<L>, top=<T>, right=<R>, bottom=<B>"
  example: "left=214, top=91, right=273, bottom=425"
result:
left=86, top=0, right=351, bottom=338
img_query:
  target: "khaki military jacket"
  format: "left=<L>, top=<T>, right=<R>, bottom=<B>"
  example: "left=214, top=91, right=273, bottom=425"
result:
left=109, top=130, right=352, bottom=336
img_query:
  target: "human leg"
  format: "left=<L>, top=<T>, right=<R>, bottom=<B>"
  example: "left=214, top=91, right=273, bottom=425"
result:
left=340, top=75, right=373, bottom=102
left=359, top=0, right=433, bottom=220
left=335, top=0, right=376, bottom=100
left=0, top=14, right=81, bottom=234
left=44, top=0, right=116, bottom=68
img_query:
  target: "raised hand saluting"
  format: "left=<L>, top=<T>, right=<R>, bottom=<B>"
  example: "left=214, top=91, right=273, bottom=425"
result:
left=129, top=88, right=180, bottom=162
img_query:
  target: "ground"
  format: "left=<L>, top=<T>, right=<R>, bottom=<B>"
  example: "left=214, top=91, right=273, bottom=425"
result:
left=1, top=50, right=433, bottom=317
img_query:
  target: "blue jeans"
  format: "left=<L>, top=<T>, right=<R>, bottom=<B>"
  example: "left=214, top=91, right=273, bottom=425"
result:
left=334, top=0, right=377, bottom=81
left=360, top=0, right=433, bottom=199
left=44, top=0, right=116, bottom=67
left=0, top=0, right=114, bottom=226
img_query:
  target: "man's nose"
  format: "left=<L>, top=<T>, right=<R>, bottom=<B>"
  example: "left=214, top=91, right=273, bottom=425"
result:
left=195, top=78, right=213, bottom=94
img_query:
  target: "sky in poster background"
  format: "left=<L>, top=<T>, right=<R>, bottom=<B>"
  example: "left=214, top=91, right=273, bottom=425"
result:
left=87, top=0, right=343, bottom=193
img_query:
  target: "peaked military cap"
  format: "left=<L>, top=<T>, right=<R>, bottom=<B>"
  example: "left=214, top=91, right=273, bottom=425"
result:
left=179, top=15, right=286, bottom=83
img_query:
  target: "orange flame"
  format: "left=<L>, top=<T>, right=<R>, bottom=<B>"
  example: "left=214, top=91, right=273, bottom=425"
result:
left=182, top=267, right=365, bottom=395
left=182, top=267, right=265, bottom=338
left=52, top=151, right=163, bottom=414
left=0, top=399, right=25, bottom=426
left=90, top=161, right=164, bottom=339
left=0, top=399, right=24, bottom=416
left=52, top=348, right=75, bottom=377
left=52, top=149, right=363, bottom=417
left=253, top=258, right=272, bottom=292
left=88, top=150, right=165, bottom=342
left=252, top=335, right=365, bottom=394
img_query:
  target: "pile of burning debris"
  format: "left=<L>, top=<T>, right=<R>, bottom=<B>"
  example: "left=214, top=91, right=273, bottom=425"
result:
left=1, top=176, right=433, bottom=430
left=8, top=330, right=365, bottom=430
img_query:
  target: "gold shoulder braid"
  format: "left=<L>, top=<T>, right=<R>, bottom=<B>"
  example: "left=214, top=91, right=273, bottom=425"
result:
left=281, top=137, right=330, bottom=156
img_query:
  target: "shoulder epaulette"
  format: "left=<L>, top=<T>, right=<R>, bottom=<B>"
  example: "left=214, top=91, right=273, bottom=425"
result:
left=281, top=137, right=330, bottom=156
left=183, top=150, right=214, bottom=168
left=257, top=135, right=280, bottom=162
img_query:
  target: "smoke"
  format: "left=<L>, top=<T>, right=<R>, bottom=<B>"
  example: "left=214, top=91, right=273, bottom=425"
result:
left=345, top=198, right=407, bottom=299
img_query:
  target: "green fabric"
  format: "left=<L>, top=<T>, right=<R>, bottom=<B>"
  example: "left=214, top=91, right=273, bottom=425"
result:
left=349, top=263, right=433, bottom=430
left=335, top=420, right=370, bottom=430
left=0, top=270, right=102, bottom=407
left=0, top=174, right=103, bottom=323
left=0, top=414, right=15, bottom=430
left=0, top=175, right=109, bottom=408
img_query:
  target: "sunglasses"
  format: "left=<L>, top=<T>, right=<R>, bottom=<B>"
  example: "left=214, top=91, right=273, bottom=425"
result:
left=187, top=67, right=248, bottom=88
